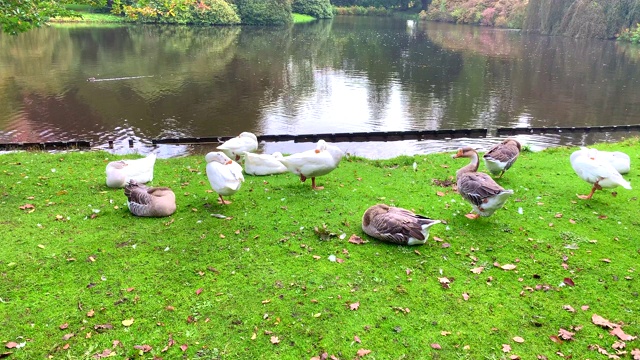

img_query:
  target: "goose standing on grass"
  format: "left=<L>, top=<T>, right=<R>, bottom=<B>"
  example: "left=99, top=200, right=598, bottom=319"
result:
left=217, top=132, right=258, bottom=161
left=124, top=180, right=176, bottom=217
left=570, top=147, right=631, bottom=199
left=483, top=138, right=521, bottom=178
left=362, top=204, right=441, bottom=245
left=453, top=147, right=514, bottom=219
left=105, top=153, right=156, bottom=188
left=205, top=151, right=244, bottom=204
left=243, top=151, right=288, bottom=176
left=278, top=139, right=344, bottom=190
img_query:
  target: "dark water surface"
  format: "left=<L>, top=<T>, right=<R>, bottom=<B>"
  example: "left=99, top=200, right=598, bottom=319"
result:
left=1, top=18, right=639, bottom=158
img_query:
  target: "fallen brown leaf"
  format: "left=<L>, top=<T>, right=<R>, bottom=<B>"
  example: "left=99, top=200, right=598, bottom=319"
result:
left=354, top=335, right=361, bottom=343
left=195, top=288, right=203, bottom=296
left=349, top=234, right=366, bottom=245
left=563, top=278, right=575, bottom=286
left=610, top=326, right=637, bottom=341
left=501, top=264, right=516, bottom=271
left=502, top=344, right=511, bottom=352
left=558, top=328, right=575, bottom=340
left=470, top=267, right=484, bottom=274
left=513, top=336, right=524, bottom=343
left=270, top=336, right=280, bottom=344
left=562, top=305, right=575, bottom=313
left=133, top=344, right=152, bottom=353
left=350, top=302, right=360, bottom=311
left=180, top=344, right=188, bottom=352
left=431, top=343, right=442, bottom=350
left=356, top=349, right=371, bottom=357
left=592, top=314, right=617, bottom=329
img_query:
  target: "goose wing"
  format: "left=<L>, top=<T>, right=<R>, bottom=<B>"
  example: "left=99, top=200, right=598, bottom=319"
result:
left=458, top=172, right=506, bottom=207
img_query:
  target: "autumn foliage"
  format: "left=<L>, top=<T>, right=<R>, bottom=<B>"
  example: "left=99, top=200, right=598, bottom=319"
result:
left=421, top=0, right=528, bottom=28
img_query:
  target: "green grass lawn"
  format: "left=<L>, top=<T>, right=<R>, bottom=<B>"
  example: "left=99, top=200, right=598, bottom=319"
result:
left=52, top=5, right=129, bottom=24
left=292, top=13, right=316, bottom=24
left=1, top=139, right=639, bottom=359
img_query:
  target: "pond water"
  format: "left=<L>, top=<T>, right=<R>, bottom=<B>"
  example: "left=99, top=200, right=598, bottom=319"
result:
left=1, top=17, right=639, bottom=158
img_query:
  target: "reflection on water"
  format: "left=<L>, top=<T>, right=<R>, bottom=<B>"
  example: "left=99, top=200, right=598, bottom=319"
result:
left=1, top=18, right=639, bottom=159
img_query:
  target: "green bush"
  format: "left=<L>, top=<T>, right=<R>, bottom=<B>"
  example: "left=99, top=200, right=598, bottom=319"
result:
left=190, top=0, right=240, bottom=25
left=333, top=5, right=392, bottom=16
left=232, top=0, right=292, bottom=25
left=618, top=23, right=640, bottom=43
left=117, top=0, right=240, bottom=25
left=292, top=0, right=333, bottom=19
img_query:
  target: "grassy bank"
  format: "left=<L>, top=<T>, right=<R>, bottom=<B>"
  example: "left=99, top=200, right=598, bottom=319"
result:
left=1, top=139, right=639, bottom=359
left=52, top=6, right=315, bottom=24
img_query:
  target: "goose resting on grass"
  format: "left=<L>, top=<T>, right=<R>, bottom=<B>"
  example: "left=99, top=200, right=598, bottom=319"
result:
left=453, top=147, right=514, bottom=219
left=483, top=138, right=521, bottom=178
left=362, top=204, right=441, bottom=245
left=205, top=151, right=244, bottom=204
left=105, top=153, right=156, bottom=188
left=243, top=151, right=288, bottom=176
left=124, top=180, right=176, bottom=217
left=570, top=147, right=631, bottom=199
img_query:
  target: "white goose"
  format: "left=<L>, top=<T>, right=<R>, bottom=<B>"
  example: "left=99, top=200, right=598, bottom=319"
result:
left=243, top=151, right=288, bottom=176
left=570, top=147, right=631, bottom=199
left=205, top=151, right=244, bottom=204
left=362, top=204, right=441, bottom=245
left=124, top=180, right=176, bottom=217
left=217, top=132, right=258, bottom=161
left=105, top=153, right=156, bottom=188
left=278, top=140, right=344, bottom=190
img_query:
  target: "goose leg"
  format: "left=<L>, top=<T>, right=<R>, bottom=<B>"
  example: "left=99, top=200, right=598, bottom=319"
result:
left=577, top=184, right=599, bottom=200
left=300, top=174, right=307, bottom=182
left=311, top=177, right=324, bottom=190
left=218, top=194, right=232, bottom=205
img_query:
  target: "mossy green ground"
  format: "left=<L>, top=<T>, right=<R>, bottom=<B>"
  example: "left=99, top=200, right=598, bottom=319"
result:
left=53, top=7, right=315, bottom=24
left=1, top=139, right=639, bottom=359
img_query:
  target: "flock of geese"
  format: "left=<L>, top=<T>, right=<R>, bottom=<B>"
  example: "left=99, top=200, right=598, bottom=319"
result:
left=104, top=133, right=632, bottom=245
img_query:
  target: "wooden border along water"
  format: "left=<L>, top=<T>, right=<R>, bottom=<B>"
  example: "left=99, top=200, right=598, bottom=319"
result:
left=2, top=125, right=639, bottom=151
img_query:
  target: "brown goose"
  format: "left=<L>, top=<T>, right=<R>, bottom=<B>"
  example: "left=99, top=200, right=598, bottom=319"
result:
left=124, top=180, right=176, bottom=217
left=453, top=147, right=514, bottom=219
left=483, top=138, right=521, bottom=178
left=361, top=204, right=441, bottom=245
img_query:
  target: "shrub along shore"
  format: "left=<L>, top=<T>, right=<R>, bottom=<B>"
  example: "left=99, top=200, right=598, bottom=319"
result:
left=1, top=139, right=638, bottom=359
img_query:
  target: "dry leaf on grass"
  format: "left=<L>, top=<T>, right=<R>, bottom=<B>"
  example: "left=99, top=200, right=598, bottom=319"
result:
left=562, top=305, right=575, bottom=313
left=431, top=343, right=441, bottom=349
left=470, top=267, right=484, bottom=274
left=133, top=344, right=152, bottom=353
left=592, top=314, right=617, bottom=329
left=502, top=344, right=511, bottom=352
left=270, top=336, right=280, bottom=344
left=356, top=348, right=371, bottom=357
left=558, top=328, right=574, bottom=340
left=513, top=336, right=524, bottom=343
left=350, top=302, right=360, bottom=311
left=610, top=326, right=637, bottom=341
left=348, top=235, right=366, bottom=244
left=501, top=264, right=516, bottom=271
